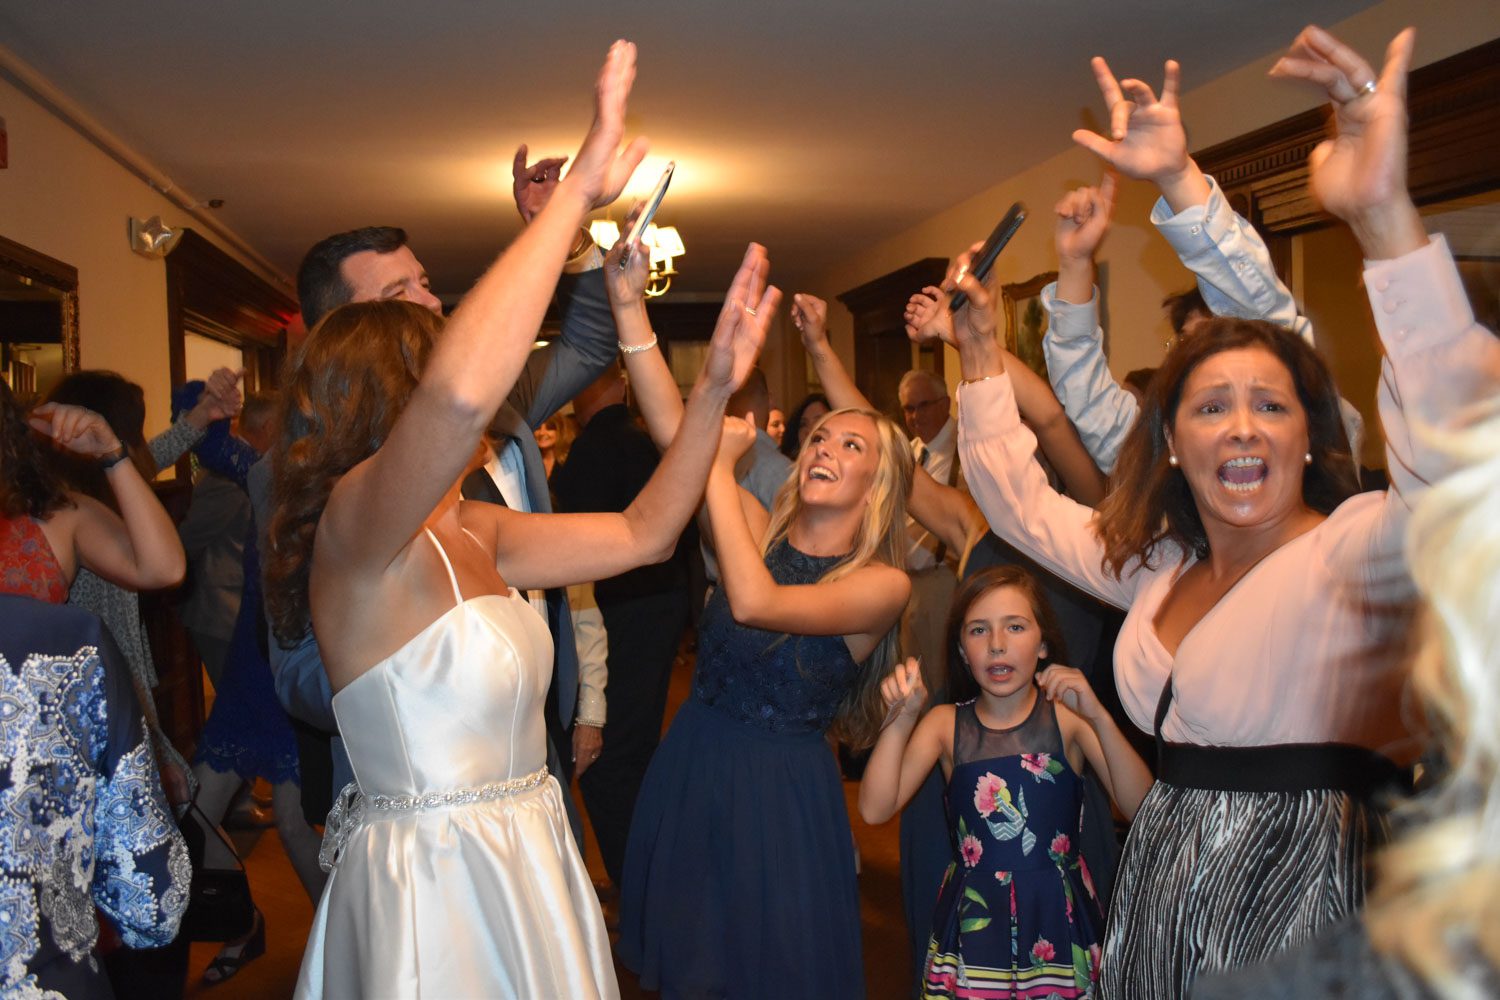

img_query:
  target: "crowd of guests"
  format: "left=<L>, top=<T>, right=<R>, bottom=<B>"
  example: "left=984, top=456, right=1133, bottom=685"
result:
left=1, top=23, right=1497, bottom=1000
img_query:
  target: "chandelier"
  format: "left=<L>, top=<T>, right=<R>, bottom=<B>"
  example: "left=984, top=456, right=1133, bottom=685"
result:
left=589, top=220, right=685, bottom=297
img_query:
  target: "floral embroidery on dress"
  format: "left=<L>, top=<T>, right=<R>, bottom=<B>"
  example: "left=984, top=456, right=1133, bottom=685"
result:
left=1020, top=752, right=1067, bottom=783
left=0, top=648, right=188, bottom=993
left=972, top=770, right=1035, bottom=855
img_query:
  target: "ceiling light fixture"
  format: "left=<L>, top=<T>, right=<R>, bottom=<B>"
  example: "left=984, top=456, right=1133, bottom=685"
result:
left=589, top=218, right=684, bottom=298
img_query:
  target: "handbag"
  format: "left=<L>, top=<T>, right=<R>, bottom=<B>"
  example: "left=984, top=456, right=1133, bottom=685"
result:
left=177, top=800, right=256, bottom=942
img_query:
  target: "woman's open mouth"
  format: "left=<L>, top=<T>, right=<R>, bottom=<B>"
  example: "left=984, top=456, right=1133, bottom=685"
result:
left=1218, top=456, right=1266, bottom=493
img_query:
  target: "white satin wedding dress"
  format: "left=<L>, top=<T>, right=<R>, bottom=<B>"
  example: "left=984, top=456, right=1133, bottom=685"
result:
left=295, top=529, right=616, bottom=999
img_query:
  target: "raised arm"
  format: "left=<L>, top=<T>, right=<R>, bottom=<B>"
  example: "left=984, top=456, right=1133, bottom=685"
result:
left=506, top=145, right=621, bottom=428
left=798, top=291, right=985, bottom=554
left=150, top=367, right=243, bottom=471
left=31, top=403, right=186, bottom=590
left=1037, top=665, right=1151, bottom=819
left=859, top=659, right=949, bottom=824
left=319, top=42, right=648, bottom=575
left=603, top=209, right=694, bottom=450
left=481, top=244, right=778, bottom=591
left=904, top=268, right=1108, bottom=505
left=910, top=253, right=1140, bottom=609
left=1271, top=27, right=1500, bottom=579
left=704, top=415, right=910, bottom=658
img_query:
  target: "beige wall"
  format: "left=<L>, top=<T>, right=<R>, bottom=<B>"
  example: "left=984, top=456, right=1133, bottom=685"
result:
left=801, top=0, right=1500, bottom=403
left=0, top=74, right=283, bottom=441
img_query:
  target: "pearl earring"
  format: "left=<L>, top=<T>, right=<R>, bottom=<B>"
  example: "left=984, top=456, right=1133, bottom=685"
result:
left=1304, top=452, right=1313, bottom=465
left=1168, top=454, right=1179, bottom=467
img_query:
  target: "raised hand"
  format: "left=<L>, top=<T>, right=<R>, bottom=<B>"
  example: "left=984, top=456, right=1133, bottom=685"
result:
left=791, top=293, right=830, bottom=351
left=1055, top=174, right=1117, bottom=266
left=1036, top=665, right=1104, bottom=723
left=904, top=244, right=995, bottom=352
left=1269, top=26, right=1423, bottom=258
left=1072, top=57, right=1191, bottom=187
left=186, top=366, right=245, bottom=429
left=512, top=144, right=570, bottom=223
left=700, top=243, right=779, bottom=396
left=879, top=657, right=928, bottom=726
left=715, top=413, right=758, bottom=469
left=603, top=204, right=650, bottom=307
left=29, top=402, right=123, bottom=458
left=565, top=40, right=650, bottom=211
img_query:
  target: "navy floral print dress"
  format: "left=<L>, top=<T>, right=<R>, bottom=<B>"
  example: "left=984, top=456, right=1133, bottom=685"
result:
left=923, top=695, right=1103, bottom=999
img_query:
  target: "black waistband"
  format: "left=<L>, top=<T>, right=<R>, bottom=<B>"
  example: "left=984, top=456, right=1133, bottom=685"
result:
left=1156, top=740, right=1405, bottom=798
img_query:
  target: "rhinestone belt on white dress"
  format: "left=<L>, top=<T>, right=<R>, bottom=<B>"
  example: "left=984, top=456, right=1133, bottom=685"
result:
left=318, top=766, right=550, bottom=871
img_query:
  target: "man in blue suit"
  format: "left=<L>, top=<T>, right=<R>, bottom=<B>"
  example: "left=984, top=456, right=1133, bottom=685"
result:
left=251, top=148, right=614, bottom=842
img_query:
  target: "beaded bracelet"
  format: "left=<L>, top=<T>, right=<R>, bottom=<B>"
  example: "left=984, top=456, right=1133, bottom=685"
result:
left=619, top=334, right=659, bottom=355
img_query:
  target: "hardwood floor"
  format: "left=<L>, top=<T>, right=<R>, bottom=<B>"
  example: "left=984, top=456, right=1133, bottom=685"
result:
left=183, top=646, right=914, bottom=999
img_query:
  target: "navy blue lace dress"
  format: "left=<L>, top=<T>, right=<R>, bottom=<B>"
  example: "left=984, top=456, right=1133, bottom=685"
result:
left=620, top=540, right=866, bottom=999
left=188, top=421, right=299, bottom=785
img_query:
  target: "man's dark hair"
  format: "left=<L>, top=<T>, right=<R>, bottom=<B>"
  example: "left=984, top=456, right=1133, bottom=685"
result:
left=1162, top=287, right=1210, bottom=337
left=296, top=226, right=408, bottom=328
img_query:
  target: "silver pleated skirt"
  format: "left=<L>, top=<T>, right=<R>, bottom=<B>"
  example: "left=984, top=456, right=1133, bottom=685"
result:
left=1098, top=779, right=1380, bottom=1000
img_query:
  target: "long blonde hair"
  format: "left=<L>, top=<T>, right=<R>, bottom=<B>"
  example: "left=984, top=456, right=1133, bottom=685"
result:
left=760, top=406, right=913, bottom=749
left=1365, top=398, right=1500, bottom=993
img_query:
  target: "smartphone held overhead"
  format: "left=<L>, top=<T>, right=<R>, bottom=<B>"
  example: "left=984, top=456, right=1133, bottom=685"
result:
left=949, top=202, right=1027, bottom=313
left=618, top=161, right=675, bottom=268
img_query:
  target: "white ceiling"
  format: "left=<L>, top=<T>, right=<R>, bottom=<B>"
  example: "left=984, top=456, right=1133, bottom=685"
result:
left=0, top=1, right=1382, bottom=299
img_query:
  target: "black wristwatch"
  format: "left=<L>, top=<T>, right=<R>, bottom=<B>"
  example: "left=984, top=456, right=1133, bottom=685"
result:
left=99, top=445, right=130, bottom=470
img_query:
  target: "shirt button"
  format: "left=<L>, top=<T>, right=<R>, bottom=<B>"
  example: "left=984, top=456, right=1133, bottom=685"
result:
left=1383, top=299, right=1401, bottom=315
left=1190, top=224, right=1202, bottom=236
left=1375, top=278, right=1392, bottom=293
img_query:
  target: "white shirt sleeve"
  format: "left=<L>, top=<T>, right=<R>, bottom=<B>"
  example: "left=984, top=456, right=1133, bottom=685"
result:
left=567, top=582, right=608, bottom=727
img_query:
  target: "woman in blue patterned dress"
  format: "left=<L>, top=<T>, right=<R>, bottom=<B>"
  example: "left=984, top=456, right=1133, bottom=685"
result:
left=860, top=567, right=1152, bottom=999
left=619, top=406, right=913, bottom=998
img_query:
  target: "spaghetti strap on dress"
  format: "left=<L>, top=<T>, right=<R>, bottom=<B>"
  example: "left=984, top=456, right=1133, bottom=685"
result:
left=295, top=529, right=615, bottom=998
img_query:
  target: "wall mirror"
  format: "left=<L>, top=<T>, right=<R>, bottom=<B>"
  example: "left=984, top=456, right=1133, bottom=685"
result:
left=0, top=234, right=78, bottom=400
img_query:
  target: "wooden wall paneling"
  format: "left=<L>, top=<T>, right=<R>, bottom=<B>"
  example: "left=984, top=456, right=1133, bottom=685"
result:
left=838, top=258, right=949, bottom=419
left=1195, top=37, right=1500, bottom=247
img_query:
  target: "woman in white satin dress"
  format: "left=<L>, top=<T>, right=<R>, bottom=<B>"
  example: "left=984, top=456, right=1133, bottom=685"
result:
left=262, top=43, right=779, bottom=998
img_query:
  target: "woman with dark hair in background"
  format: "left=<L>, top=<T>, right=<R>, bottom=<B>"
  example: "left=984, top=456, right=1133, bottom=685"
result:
left=779, top=390, right=831, bottom=460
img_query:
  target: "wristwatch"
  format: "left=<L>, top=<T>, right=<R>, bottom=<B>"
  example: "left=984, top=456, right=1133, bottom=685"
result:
left=99, top=445, right=130, bottom=470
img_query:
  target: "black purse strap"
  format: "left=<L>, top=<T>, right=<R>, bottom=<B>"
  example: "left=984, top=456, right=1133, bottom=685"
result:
left=183, top=797, right=248, bottom=875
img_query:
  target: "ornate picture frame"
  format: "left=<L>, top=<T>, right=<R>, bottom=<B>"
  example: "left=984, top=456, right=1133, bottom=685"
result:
left=1001, top=271, right=1056, bottom=379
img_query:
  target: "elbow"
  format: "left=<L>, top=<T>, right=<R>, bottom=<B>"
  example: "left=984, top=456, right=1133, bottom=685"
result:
left=140, top=549, right=187, bottom=591
left=724, top=589, right=771, bottom=630
left=857, top=797, right=893, bottom=826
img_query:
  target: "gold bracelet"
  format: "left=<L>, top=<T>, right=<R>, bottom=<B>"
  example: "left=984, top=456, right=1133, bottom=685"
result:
left=619, top=334, right=659, bottom=355
left=959, top=372, right=1003, bottom=387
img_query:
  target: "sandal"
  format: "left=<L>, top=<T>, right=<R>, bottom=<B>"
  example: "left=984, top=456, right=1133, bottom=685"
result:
left=202, top=907, right=265, bottom=985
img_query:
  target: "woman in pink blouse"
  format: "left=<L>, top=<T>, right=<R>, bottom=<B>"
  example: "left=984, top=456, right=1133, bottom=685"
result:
left=907, top=26, right=1500, bottom=1000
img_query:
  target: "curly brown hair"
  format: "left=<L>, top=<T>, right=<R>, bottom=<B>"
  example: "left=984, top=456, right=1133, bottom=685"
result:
left=1094, top=317, right=1358, bottom=578
left=264, top=300, right=443, bottom=642
left=43, top=371, right=154, bottom=512
left=1, top=378, right=72, bottom=520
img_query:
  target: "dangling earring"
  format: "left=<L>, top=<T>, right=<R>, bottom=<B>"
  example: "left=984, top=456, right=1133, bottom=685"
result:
left=1304, top=452, right=1313, bottom=465
left=1168, top=454, right=1179, bottom=467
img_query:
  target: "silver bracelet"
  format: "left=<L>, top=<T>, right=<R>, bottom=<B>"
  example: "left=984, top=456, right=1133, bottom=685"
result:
left=574, top=717, right=605, bottom=728
left=619, top=334, right=658, bottom=355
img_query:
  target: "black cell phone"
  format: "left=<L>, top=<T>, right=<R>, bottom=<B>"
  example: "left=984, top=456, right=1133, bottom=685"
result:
left=949, top=202, right=1026, bottom=312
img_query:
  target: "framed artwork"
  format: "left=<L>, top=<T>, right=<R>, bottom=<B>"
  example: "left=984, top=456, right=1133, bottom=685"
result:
left=1002, top=271, right=1056, bottom=379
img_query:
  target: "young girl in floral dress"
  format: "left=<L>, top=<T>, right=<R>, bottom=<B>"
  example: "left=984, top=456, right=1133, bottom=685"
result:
left=860, top=566, right=1152, bottom=998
